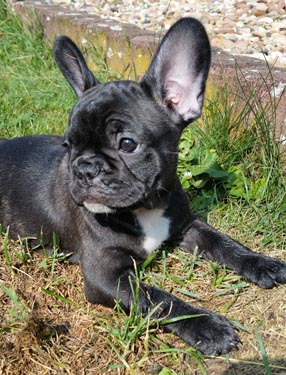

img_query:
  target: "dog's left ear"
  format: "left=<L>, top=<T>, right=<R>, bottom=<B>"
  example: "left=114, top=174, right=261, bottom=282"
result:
left=54, top=35, right=99, bottom=97
left=141, top=18, right=211, bottom=126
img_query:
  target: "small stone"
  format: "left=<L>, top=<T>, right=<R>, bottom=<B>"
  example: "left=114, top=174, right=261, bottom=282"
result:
left=267, top=11, right=279, bottom=18
left=271, top=34, right=286, bottom=46
left=250, top=36, right=259, bottom=42
left=214, top=28, right=235, bottom=34
left=234, top=39, right=250, bottom=53
left=192, top=11, right=203, bottom=19
left=200, top=15, right=211, bottom=25
left=252, top=26, right=266, bottom=38
left=252, top=3, right=268, bottom=16
left=236, top=1, right=249, bottom=9
left=271, top=21, right=286, bottom=30
left=240, top=14, right=257, bottom=23
left=236, top=8, right=249, bottom=17
left=236, top=21, right=245, bottom=28
left=257, top=17, right=274, bottom=24
left=224, top=33, right=238, bottom=42
left=221, top=38, right=236, bottom=50
left=211, top=36, right=227, bottom=49
left=240, top=27, right=251, bottom=34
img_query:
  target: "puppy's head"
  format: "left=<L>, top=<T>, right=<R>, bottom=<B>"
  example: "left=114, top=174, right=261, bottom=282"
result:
left=54, top=18, right=210, bottom=213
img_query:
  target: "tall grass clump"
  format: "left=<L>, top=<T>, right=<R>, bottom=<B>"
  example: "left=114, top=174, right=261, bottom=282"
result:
left=178, top=62, right=285, bottom=249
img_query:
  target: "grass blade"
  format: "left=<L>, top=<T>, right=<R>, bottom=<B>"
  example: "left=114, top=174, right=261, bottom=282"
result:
left=41, top=288, right=79, bottom=306
left=256, top=329, right=271, bottom=375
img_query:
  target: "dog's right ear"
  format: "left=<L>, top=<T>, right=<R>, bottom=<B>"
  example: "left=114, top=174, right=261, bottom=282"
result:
left=54, top=36, right=99, bottom=97
left=141, top=18, right=211, bottom=127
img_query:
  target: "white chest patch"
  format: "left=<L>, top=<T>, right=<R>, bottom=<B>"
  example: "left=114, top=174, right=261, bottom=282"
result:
left=134, top=208, right=170, bottom=254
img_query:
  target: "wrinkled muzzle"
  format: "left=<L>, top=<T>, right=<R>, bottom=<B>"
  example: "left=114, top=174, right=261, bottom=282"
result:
left=69, top=155, right=149, bottom=211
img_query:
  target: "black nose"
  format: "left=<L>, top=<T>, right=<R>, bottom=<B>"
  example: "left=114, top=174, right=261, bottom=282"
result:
left=75, top=158, right=101, bottom=187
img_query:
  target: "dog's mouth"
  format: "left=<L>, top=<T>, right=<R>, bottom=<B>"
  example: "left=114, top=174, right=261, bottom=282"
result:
left=70, top=180, right=148, bottom=213
left=83, top=201, right=116, bottom=214
left=80, top=187, right=170, bottom=214
left=71, top=184, right=169, bottom=214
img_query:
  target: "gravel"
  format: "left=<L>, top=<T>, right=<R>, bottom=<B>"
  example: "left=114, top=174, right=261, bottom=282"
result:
left=43, top=0, right=286, bottom=67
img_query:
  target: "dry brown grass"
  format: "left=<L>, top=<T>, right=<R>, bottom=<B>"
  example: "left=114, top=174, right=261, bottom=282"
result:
left=1, top=231, right=286, bottom=375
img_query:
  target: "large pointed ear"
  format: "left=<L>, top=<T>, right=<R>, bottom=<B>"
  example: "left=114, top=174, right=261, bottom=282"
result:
left=53, top=36, right=99, bottom=97
left=141, top=18, right=211, bottom=126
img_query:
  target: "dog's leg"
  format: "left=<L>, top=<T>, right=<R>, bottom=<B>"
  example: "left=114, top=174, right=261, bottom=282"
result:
left=81, top=246, right=239, bottom=355
left=180, top=217, right=286, bottom=288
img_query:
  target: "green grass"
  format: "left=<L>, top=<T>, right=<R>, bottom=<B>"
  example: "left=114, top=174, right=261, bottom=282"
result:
left=0, top=9, right=69, bottom=136
left=1, top=1, right=286, bottom=374
left=0, top=3, right=115, bottom=138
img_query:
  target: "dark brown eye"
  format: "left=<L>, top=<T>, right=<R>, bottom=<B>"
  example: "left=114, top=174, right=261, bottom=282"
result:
left=119, top=138, right=138, bottom=153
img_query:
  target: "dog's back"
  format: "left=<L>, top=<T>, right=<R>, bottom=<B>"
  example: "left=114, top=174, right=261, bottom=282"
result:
left=0, top=135, right=65, bottom=241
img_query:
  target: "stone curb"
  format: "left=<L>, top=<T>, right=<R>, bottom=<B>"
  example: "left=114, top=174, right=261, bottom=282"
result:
left=7, top=0, right=286, bottom=138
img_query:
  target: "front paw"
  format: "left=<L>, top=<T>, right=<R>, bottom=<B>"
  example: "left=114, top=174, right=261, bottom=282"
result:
left=240, top=255, right=286, bottom=288
left=164, top=308, right=240, bottom=355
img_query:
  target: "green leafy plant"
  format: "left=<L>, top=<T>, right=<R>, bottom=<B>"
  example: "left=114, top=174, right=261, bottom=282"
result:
left=177, top=61, right=285, bottom=216
left=178, top=127, right=229, bottom=213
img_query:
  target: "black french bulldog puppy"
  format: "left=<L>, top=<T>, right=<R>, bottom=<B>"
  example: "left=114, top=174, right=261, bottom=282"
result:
left=1, top=18, right=286, bottom=356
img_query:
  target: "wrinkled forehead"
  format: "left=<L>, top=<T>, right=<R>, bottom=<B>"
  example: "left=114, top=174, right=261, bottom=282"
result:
left=74, top=80, right=153, bottom=115
left=69, top=80, right=172, bottom=135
